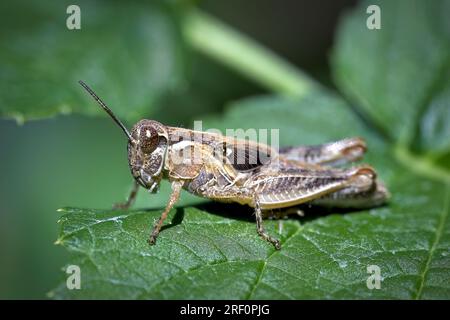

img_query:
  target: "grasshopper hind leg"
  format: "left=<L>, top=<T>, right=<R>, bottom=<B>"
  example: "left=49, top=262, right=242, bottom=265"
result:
left=279, top=137, right=366, bottom=167
left=312, top=179, right=390, bottom=209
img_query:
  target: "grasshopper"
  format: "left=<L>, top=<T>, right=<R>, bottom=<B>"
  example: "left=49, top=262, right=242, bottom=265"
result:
left=79, top=81, right=389, bottom=250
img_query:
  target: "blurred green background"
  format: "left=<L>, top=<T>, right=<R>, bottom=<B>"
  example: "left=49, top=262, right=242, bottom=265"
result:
left=0, top=0, right=360, bottom=298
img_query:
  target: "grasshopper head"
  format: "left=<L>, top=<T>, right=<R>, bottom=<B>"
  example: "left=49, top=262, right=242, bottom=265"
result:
left=78, top=81, right=168, bottom=193
left=128, top=120, right=169, bottom=192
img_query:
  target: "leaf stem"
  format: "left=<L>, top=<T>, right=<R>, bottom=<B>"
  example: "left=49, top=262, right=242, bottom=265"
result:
left=182, top=10, right=317, bottom=97
left=394, top=145, right=450, bottom=184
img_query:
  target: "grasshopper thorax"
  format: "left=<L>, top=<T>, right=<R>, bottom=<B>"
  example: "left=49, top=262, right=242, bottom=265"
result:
left=128, top=119, right=169, bottom=192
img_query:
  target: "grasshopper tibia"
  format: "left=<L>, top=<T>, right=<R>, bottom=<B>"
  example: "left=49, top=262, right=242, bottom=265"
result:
left=148, top=181, right=183, bottom=245
left=255, top=198, right=281, bottom=250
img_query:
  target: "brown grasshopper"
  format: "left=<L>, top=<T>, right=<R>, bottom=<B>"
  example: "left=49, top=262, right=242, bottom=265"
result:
left=79, top=81, right=389, bottom=250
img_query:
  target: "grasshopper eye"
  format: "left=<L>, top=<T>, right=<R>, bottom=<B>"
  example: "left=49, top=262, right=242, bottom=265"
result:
left=140, top=127, right=159, bottom=154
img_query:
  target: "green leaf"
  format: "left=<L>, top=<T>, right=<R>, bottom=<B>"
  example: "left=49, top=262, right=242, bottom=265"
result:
left=51, top=2, right=450, bottom=299
left=0, top=0, right=186, bottom=123
left=332, top=0, right=450, bottom=154
left=51, top=92, right=450, bottom=299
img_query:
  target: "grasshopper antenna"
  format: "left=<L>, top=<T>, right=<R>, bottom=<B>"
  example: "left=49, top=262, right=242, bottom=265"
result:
left=78, top=80, right=135, bottom=143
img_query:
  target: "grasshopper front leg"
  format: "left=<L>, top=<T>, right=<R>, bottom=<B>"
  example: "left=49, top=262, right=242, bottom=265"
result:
left=148, top=180, right=184, bottom=245
left=113, top=180, right=140, bottom=210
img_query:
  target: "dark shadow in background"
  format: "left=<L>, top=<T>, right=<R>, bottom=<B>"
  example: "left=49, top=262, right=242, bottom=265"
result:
left=202, top=0, right=358, bottom=73
left=154, top=0, right=359, bottom=126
